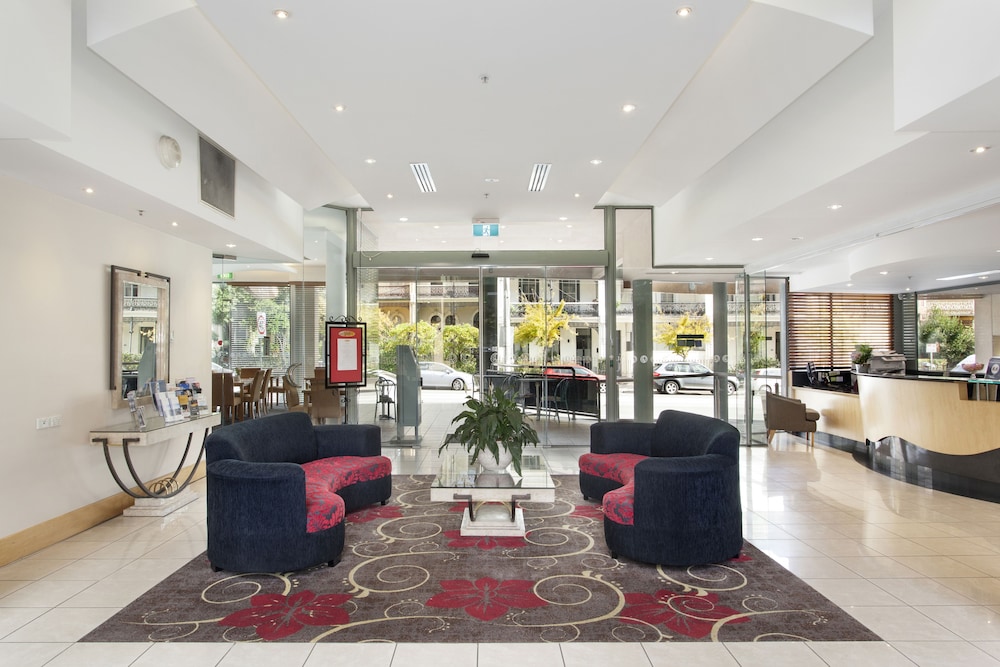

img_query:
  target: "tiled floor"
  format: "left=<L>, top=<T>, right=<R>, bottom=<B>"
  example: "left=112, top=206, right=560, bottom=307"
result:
left=4, top=393, right=1000, bottom=665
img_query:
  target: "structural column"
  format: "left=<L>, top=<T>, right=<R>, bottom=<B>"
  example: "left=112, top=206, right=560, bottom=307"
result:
left=713, top=281, right=729, bottom=422
left=632, top=279, right=654, bottom=422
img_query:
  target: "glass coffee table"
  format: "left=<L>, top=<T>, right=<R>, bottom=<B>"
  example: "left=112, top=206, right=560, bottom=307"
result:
left=430, top=448, right=555, bottom=537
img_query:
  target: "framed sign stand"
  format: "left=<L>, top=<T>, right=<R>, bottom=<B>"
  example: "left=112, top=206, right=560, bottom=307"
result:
left=324, top=317, right=367, bottom=424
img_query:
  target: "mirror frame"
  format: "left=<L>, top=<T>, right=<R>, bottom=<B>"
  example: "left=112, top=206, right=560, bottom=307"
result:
left=110, top=266, right=171, bottom=408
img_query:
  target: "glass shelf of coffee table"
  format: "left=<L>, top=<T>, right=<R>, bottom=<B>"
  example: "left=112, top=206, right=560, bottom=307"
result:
left=430, top=448, right=554, bottom=537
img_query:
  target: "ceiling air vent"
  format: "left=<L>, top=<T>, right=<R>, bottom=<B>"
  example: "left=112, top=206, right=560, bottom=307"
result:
left=409, top=163, right=437, bottom=193
left=528, top=163, right=551, bottom=192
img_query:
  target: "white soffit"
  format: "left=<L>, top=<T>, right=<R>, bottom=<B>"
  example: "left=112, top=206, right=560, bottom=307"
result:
left=85, top=2, right=357, bottom=211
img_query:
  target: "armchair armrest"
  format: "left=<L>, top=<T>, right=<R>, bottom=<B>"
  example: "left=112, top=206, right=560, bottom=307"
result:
left=315, top=424, right=382, bottom=458
left=206, top=459, right=308, bottom=534
left=589, top=421, right=655, bottom=456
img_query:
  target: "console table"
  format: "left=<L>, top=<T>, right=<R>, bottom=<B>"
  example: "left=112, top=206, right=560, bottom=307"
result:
left=90, top=412, right=221, bottom=516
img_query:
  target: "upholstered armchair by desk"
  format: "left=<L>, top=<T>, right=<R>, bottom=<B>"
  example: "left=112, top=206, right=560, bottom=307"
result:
left=579, top=410, right=742, bottom=567
left=763, top=387, right=819, bottom=446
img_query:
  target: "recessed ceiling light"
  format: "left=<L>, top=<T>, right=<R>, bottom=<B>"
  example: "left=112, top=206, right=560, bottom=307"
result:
left=433, top=225, right=440, bottom=229
left=705, top=257, right=714, bottom=261
left=574, top=193, right=581, bottom=198
left=441, top=240, right=447, bottom=244
left=622, top=103, right=637, bottom=113
left=751, top=237, right=763, bottom=241
left=828, top=203, right=843, bottom=210
left=171, top=221, right=178, bottom=227
left=846, top=283, right=853, bottom=287
left=589, top=159, right=603, bottom=165
left=971, top=145, right=990, bottom=154
left=980, top=275, right=989, bottom=279
left=226, top=243, right=236, bottom=248
left=386, top=193, right=394, bottom=199
left=676, top=6, right=693, bottom=17
left=365, top=158, right=376, bottom=164
left=273, top=9, right=290, bottom=19
left=484, top=178, right=500, bottom=183
left=559, top=216, right=568, bottom=221
left=399, top=217, right=408, bottom=222
left=82, top=187, right=94, bottom=194
left=566, top=224, right=573, bottom=229
left=879, top=271, right=888, bottom=275
left=333, top=104, right=345, bottom=112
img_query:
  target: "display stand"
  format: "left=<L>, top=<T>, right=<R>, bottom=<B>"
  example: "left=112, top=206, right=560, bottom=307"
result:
left=90, top=412, right=220, bottom=516
left=392, top=344, right=422, bottom=445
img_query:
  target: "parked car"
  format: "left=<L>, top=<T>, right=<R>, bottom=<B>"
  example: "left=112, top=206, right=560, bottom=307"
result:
left=543, top=365, right=605, bottom=382
left=417, top=361, right=477, bottom=390
left=653, top=362, right=741, bottom=395
left=751, top=367, right=782, bottom=394
left=543, top=365, right=606, bottom=391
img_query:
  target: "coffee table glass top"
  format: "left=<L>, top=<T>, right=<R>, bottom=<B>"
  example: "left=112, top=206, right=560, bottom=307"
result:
left=432, top=449, right=554, bottom=492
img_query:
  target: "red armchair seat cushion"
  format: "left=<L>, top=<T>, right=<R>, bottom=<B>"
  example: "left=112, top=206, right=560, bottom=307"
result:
left=579, top=452, right=647, bottom=526
left=301, top=456, right=392, bottom=533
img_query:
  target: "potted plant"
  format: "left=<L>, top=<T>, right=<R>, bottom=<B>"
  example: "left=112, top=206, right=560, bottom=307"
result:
left=440, top=387, right=540, bottom=475
left=851, top=344, right=873, bottom=373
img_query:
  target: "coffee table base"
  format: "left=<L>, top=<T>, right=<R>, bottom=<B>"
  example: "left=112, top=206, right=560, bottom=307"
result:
left=461, top=505, right=526, bottom=537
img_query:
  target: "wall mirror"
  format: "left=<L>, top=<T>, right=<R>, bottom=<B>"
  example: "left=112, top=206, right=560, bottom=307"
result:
left=110, top=266, right=170, bottom=408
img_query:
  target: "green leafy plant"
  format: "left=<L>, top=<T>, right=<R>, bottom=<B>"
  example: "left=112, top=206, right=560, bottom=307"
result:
left=440, top=387, right=539, bottom=475
left=851, top=343, right=873, bottom=365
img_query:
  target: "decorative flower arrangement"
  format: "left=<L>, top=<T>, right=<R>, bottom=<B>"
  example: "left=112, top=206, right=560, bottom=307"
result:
left=851, top=344, right=873, bottom=365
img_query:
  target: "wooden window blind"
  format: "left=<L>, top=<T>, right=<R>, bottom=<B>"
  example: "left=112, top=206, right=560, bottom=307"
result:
left=787, top=293, right=894, bottom=369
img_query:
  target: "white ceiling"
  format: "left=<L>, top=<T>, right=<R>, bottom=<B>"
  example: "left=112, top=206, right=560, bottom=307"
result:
left=5, top=0, right=1000, bottom=295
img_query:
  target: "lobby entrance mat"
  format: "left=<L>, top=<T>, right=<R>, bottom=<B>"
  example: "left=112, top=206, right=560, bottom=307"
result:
left=83, top=475, right=879, bottom=643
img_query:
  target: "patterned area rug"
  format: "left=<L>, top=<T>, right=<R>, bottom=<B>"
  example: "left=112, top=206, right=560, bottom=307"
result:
left=83, top=475, right=879, bottom=643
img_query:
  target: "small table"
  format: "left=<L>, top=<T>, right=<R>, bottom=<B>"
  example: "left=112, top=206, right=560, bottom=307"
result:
left=90, top=411, right=220, bottom=516
left=430, top=448, right=555, bottom=537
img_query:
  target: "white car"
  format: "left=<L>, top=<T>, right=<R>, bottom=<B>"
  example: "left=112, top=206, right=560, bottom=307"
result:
left=418, top=362, right=477, bottom=391
left=751, top=367, right=782, bottom=394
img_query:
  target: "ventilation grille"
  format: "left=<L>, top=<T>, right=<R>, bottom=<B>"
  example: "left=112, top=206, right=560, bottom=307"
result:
left=528, top=163, right=551, bottom=192
left=409, top=163, right=437, bottom=193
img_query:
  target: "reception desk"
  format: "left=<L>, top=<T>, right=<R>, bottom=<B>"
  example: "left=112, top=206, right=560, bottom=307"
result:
left=857, top=373, right=1000, bottom=456
left=790, top=386, right=863, bottom=443
left=853, top=373, right=1000, bottom=500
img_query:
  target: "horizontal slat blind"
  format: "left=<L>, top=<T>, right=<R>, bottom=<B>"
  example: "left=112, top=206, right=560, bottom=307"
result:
left=787, top=293, right=894, bottom=369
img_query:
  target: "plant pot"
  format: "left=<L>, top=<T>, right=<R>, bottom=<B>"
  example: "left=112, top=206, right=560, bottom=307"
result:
left=476, top=448, right=512, bottom=472
left=854, top=363, right=870, bottom=374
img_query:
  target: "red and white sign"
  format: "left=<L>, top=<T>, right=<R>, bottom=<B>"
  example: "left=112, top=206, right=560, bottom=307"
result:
left=257, top=312, right=267, bottom=336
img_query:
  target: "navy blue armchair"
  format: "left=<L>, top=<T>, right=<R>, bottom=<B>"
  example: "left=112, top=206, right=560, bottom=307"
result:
left=205, top=411, right=391, bottom=573
left=579, top=410, right=742, bottom=566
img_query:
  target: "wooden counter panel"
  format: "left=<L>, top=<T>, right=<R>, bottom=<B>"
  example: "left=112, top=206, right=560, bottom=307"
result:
left=790, top=387, right=863, bottom=442
left=858, top=375, right=1000, bottom=456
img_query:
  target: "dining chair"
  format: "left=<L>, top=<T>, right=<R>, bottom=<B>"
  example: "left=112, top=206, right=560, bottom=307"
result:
left=256, top=368, right=273, bottom=416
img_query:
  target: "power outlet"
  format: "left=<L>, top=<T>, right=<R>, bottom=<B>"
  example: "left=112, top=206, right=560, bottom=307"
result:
left=35, top=415, right=62, bottom=430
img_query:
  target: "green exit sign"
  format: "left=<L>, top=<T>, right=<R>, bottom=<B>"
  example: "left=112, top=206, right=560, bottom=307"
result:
left=217, top=272, right=233, bottom=280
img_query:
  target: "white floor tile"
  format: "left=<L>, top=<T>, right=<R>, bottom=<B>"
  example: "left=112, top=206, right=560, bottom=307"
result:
left=724, top=641, right=828, bottom=666
left=642, top=641, right=740, bottom=666
left=388, top=642, right=478, bottom=666
left=216, top=642, right=315, bottom=667
left=0, top=642, right=71, bottom=667
left=477, top=642, right=563, bottom=667
left=807, top=641, right=914, bottom=667
left=42, top=642, right=150, bottom=667
left=892, top=640, right=1000, bottom=666
left=306, top=642, right=395, bottom=667
left=130, top=641, right=234, bottom=667
left=560, top=641, right=652, bottom=667
left=843, top=606, right=959, bottom=641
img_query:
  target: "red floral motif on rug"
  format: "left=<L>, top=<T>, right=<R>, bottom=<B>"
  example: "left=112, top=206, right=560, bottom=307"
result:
left=426, top=577, right=548, bottom=621
left=218, top=591, right=353, bottom=640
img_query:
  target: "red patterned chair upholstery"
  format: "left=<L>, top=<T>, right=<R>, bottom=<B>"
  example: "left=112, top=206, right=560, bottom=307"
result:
left=579, top=410, right=742, bottom=566
left=206, top=411, right=391, bottom=573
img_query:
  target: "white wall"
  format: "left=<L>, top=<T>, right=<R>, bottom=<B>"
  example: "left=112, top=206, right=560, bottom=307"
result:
left=0, top=176, right=211, bottom=540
